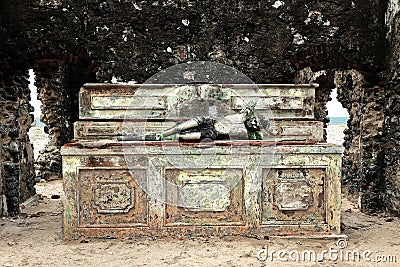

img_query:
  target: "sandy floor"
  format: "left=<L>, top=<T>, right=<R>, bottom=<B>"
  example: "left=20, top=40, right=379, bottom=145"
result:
left=28, top=127, right=49, bottom=160
left=0, top=181, right=399, bottom=267
left=327, top=124, right=346, bottom=145
left=1, top=125, right=397, bottom=266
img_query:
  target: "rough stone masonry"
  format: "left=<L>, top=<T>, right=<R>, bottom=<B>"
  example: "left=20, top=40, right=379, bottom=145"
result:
left=0, top=0, right=399, bottom=216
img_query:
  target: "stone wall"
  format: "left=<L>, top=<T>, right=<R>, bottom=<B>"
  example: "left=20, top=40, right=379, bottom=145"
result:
left=335, top=71, right=386, bottom=212
left=0, top=0, right=397, bottom=216
left=335, top=71, right=364, bottom=202
left=0, top=1, right=36, bottom=215
left=0, top=71, right=36, bottom=216
left=384, top=0, right=400, bottom=216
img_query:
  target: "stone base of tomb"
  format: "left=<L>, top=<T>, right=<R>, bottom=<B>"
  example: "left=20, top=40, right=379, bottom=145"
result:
left=62, top=141, right=342, bottom=240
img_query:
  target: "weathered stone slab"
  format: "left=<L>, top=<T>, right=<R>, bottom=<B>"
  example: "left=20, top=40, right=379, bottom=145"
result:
left=62, top=143, right=342, bottom=239
left=73, top=121, right=176, bottom=140
left=74, top=120, right=324, bottom=142
left=79, top=83, right=316, bottom=120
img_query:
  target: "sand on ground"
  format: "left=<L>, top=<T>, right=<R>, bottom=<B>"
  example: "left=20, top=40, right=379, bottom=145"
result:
left=1, top=181, right=399, bottom=267
left=327, top=124, right=346, bottom=145
left=28, top=126, right=49, bottom=160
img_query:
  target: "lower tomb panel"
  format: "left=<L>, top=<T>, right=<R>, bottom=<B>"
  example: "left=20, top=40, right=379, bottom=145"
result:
left=62, top=143, right=342, bottom=239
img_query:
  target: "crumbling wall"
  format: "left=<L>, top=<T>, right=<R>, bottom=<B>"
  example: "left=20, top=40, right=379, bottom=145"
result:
left=32, top=58, right=97, bottom=181
left=0, top=0, right=396, bottom=215
left=0, top=1, right=36, bottom=215
left=335, top=71, right=364, bottom=202
left=0, top=71, right=36, bottom=216
left=33, top=62, right=69, bottom=181
left=22, top=0, right=385, bottom=82
left=335, top=71, right=385, bottom=212
left=384, top=0, right=400, bottom=216
left=295, top=68, right=386, bottom=212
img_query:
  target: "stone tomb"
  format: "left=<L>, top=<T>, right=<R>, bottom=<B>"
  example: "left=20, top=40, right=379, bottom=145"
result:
left=62, top=84, right=342, bottom=239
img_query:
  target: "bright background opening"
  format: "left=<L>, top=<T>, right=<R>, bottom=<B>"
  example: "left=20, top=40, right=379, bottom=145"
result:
left=28, top=69, right=49, bottom=161
left=326, top=88, right=349, bottom=144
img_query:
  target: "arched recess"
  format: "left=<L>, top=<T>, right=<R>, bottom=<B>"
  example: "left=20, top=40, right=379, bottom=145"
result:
left=294, top=66, right=385, bottom=213
left=33, top=49, right=99, bottom=181
left=334, top=71, right=385, bottom=212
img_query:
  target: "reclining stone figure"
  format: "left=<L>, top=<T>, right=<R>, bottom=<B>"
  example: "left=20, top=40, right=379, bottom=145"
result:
left=118, top=102, right=264, bottom=141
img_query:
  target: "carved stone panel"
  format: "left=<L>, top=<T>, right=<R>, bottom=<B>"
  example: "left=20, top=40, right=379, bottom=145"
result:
left=231, top=84, right=315, bottom=118
left=77, top=168, right=148, bottom=227
left=179, top=181, right=231, bottom=212
left=93, top=181, right=135, bottom=214
left=264, top=121, right=323, bottom=142
left=273, top=179, right=313, bottom=211
left=261, top=168, right=326, bottom=224
left=165, top=168, right=244, bottom=226
left=62, top=144, right=342, bottom=239
left=91, top=95, right=168, bottom=110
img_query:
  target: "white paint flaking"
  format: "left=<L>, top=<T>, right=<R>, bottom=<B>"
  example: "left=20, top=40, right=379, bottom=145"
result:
left=182, top=19, right=190, bottom=26
left=111, top=76, right=118, bottom=84
left=304, top=11, right=331, bottom=27
left=272, top=1, right=284, bottom=9
left=111, top=76, right=131, bottom=84
left=386, top=0, right=400, bottom=38
left=323, top=20, right=331, bottom=27
left=133, top=3, right=142, bottom=10
left=122, top=27, right=134, bottom=42
left=293, top=33, right=305, bottom=45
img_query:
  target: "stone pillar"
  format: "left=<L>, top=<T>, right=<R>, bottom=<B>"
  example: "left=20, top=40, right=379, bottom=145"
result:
left=382, top=82, right=400, bottom=215
left=295, top=68, right=386, bottom=212
left=359, top=86, right=385, bottom=213
left=34, top=61, right=70, bottom=181
left=0, top=157, right=3, bottom=215
left=0, top=71, right=36, bottom=216
left=335, top=70, right=385, bottom=212
left=334, top=71, right=364, bottom=201
left=383, top=0, right=400, bottom=215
